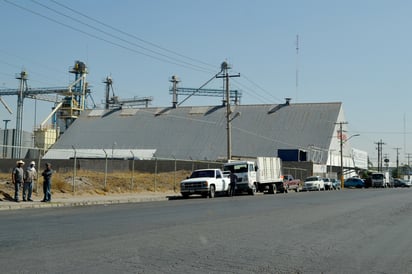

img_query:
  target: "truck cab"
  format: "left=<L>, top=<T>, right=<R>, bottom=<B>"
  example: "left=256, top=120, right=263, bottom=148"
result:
left=371, top=172, right=386, bottom=188
left=223, top=161, right=257, bottom=195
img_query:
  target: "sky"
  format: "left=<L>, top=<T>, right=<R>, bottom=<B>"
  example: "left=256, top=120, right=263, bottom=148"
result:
left=0, top=0, right=411, bottom=166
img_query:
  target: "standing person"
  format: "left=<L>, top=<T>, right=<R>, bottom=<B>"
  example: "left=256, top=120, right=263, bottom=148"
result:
left=12, top=160, right=25, bottom=202
left=41, top=163, right=53, bottom=202
left=229, top=171, right=238, bottom=197
left=23, top=161, right=37, bottom=202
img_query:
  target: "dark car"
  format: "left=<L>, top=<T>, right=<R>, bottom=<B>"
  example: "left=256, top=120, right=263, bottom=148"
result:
left=393, top=178, right=411, bottom=188
left=344, top=178, right=365, bottom=188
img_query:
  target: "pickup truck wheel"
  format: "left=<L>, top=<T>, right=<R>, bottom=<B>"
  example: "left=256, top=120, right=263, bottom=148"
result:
left=209, top=185, right=215, bottom=198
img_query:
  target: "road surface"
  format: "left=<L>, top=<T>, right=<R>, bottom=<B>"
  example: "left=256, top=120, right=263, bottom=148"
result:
left=1, top=188, right=412, bottom=273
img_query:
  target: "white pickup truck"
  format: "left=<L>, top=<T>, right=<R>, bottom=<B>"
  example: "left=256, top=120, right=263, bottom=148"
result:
left=180, top=169, right=230, bottom=198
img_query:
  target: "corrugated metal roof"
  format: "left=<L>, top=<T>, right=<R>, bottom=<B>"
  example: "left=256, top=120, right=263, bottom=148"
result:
left=43, top=149, right=155, bottom=160
left=46, top=102, right=343, bottom=162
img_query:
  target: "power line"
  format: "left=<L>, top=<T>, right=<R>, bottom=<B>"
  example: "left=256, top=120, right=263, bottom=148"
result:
left=30, top=0, right=213, bottom=74
left=5, top=0, right=212, bottom=73
left=3, top=0, right=290, bottom=108
left=237, top=74, right=284, bottom=103
left=48, top=0, right=217, bottom=71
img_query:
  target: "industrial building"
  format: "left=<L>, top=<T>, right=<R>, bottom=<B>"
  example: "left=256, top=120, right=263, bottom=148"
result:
left=43, top=100, right=367, bottom=177
left=0, top=61, right=367, bottom=179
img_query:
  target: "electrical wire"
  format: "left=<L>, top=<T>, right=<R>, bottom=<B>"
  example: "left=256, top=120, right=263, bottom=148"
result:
left=48, top=0, right=217, bottom=71
left=241, top=73, right=284, bottom=103
left=30, top=0, right=214, bottom=74
left=2, top=0, right=291, bottom=108
left=4, top=0, right=212, bottom=73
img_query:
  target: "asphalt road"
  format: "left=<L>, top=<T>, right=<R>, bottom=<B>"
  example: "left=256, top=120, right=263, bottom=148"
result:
left=1, top=188, right=412, bottom=273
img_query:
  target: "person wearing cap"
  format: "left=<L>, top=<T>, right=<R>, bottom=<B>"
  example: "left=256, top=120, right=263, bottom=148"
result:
left=23, top=161, right=37, bottom=202
left=228, top=171, right=238, bottom=197
left=12, top=160, right=25, bottom=202
left=41, top=163, right=53, bottom=202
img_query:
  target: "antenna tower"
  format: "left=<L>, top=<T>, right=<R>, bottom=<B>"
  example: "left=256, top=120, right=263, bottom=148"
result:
left=295, top=34, right=299, bottom=102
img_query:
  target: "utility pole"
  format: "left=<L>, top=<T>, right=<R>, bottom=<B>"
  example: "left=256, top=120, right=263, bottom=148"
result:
left=329, top=149, right=335, bottom=178
left=216, top=61, right=240, bottom=161
left=335, top=121, right=348, bottom=188
left=375, top=140, right=386, bottom=172
left=406, top=153, right=412, bottom=180
left=394, top=147, right=401, bottom=178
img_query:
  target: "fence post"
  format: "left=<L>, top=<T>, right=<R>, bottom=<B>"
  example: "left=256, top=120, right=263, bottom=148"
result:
left=154, top=157, right=158, bottom=192
left=36, top=151, right=41, bottom=195
left=173, top=155, right=177, bottom=192
left=103, top=149, right=108, bottom=190
left=72, top=145, right=77, bottom=194
left=130, top=150, right=135, bottom=190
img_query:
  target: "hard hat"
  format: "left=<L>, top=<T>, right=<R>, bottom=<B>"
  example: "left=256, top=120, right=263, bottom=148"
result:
left=30, top=161, right=35, bottom=165
left=16, top=160, right=24, bottom=165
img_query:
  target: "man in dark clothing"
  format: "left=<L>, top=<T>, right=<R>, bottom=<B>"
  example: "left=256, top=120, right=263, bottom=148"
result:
left=229, top=172, right=238, bottom=197
left=12, top=160, right=25, bottom=202
left=41, top=163, right=53, bottom=202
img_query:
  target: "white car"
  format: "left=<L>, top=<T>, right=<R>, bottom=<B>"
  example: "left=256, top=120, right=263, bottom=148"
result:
left=303, top=176, right=325, bottom=191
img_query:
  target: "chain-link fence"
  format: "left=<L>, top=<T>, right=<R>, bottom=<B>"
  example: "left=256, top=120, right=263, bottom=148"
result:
left=0, top=151, right=224, bottom=194
left=0, top=145, right=315, bottom=195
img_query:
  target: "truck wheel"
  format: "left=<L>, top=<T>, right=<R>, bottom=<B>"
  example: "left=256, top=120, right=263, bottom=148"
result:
left=182, top=193, right=189, bottom=199
left=209, top=185, right=215, bottom=198
left=248, top=184, right=257, bottom=195
left=268, top=184, right=276, bottom=194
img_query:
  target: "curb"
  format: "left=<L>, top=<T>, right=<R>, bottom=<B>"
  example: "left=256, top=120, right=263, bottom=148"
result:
left=0, top=195, right=172, bottom=211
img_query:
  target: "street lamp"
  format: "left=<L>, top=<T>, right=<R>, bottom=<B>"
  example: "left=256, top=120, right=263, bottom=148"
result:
left=340, top=133, right=360, bottom=188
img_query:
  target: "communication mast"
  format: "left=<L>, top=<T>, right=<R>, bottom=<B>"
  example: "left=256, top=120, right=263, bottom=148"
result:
left=295, top=34, right=299, bottom=102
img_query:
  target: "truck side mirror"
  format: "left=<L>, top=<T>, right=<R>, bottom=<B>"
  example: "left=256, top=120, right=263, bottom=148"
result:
left=255, top=166, right=258, bottom=172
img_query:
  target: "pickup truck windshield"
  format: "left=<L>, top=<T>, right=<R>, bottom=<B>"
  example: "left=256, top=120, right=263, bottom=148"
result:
left=190, top=170, right=215, bottom=178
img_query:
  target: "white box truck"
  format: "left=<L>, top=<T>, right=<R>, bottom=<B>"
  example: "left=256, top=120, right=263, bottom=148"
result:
left=371, top=172, right=390, bottom=188
left=223, top=157, right=284, bottom=195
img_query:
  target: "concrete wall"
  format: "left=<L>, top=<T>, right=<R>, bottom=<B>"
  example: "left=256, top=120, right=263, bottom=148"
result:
left=0, top=159, right=223, bottom=174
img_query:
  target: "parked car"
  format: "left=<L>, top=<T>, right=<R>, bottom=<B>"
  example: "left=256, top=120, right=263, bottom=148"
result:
left=282, top=174, right=302, bottom=193
left=331, top=178, right=341, bottom=190
left=323, top=178, right=333, bottom=190
left=393, top=178, right=411, bottom=188
left=344, top=177, right=365, bottom=188
left=302, top=176, right=325, bottom=191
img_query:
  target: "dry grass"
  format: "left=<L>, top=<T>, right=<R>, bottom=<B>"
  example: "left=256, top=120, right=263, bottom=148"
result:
left=0, top=169, right=190, bottom=199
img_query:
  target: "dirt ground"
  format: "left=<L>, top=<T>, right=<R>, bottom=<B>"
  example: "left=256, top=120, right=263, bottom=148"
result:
left=0, top=170, right=188, bottom=201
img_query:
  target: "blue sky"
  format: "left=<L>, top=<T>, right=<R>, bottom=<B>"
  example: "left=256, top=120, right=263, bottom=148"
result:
left=0, top=0, right=411, bottom=166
